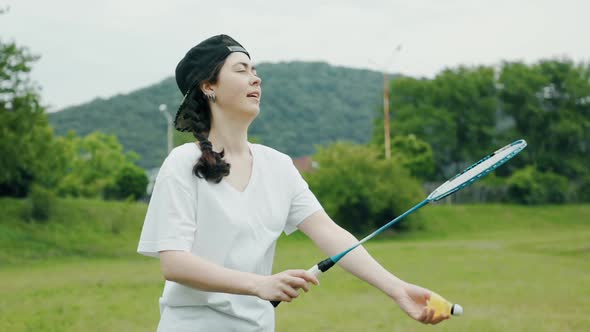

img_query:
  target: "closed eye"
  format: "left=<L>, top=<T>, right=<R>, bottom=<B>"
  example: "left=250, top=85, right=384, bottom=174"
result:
left=236, top=69, right=260, bottom=78
left=234, top=62, right=257, bottom=71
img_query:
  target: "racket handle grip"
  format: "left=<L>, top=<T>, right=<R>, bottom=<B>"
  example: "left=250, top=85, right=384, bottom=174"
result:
left=307, top=264, right=323, bottom=277
left=271, top=258, right=334, bottom=308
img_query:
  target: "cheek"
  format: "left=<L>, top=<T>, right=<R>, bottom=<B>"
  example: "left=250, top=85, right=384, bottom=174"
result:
left=217, top=75, right=247, bottom=101
left=224, top=84, right=244, bottom=100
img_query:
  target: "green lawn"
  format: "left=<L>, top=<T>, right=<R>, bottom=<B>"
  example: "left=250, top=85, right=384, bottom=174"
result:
left=0, top=198, right=588, bottom=331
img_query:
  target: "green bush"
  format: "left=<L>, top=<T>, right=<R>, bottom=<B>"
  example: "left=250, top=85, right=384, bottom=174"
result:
left=390, top=134, right=435, bottom=180
left=104, top=165, right=148, bottom=201
left=24, top=184, right=56, bottom=222
left=573, top=176, right=590, bottom=203
left=304, top=142, right=424, bottom=235
left=54, top=131, right=142, bottom=199
left=541, top=172, right=569, bottom=204
left=507, top=166, right=569, bottom=204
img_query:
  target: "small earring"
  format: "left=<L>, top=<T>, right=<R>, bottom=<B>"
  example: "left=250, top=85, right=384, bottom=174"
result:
left=207, top=93, right=216, bottom=103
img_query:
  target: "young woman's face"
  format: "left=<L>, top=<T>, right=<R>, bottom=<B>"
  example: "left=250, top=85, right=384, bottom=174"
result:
left=210, top=52, right=262, bottom=117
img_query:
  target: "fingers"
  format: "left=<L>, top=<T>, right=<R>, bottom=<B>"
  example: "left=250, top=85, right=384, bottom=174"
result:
left=427, top=308, right=435, bottom=323
left=423, top=291, right=431, bottom=303
left=417, top=307, right=449, bottom=325
left=280, top=283, right=300, bottom=300
left=417, top=307, right=433, bottom=324
left=285, top=275, right=310, bottom=292
left=417, top=307, right=428, bottom=322
left=430, top=313, right=450, bottom=325
left=287, top=269, right=320, bottom=286
left=270, top=269, right=320, bottom=303
left=276, top=292, right=292, bottom=302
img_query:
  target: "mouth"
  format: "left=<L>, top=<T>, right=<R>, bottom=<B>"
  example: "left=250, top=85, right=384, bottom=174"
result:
left=246, top=91, right=261, bottom=100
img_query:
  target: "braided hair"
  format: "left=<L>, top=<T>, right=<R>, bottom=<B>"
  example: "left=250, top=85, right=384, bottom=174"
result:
left=175, top=60, right=230, bottom=183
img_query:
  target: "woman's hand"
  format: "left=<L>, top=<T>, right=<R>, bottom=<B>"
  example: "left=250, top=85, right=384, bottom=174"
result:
left=391, top=282, right=450, bottom=325
left=253, top=270, right=320, bottom=302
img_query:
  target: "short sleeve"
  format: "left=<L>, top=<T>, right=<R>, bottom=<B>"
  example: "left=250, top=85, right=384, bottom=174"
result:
left=284, top=160, right=323, bottom=235
left=137, top=171, right=197, bottom=258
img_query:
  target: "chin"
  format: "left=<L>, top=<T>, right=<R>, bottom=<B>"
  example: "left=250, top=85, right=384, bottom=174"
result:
left=248, top=107, right=260, bottom=118
left=238, top=106, right=260, bottom=120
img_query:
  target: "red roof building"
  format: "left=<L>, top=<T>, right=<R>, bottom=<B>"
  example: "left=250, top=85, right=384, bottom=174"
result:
left=292, top=156, right=317, bottom=173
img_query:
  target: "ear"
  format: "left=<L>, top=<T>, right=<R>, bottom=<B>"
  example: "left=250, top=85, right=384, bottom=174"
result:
left=201, top=82, right=215, bottom=96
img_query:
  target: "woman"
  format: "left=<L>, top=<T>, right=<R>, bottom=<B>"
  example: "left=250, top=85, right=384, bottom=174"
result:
left=138, top=34, right=449, bottom=331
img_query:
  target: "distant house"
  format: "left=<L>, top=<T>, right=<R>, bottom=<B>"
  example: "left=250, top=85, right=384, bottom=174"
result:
left=292, top=156, right=318, bottom=173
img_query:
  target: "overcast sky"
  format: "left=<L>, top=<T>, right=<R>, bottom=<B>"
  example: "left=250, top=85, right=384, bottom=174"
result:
left=1, top=0, right=588, bottom=111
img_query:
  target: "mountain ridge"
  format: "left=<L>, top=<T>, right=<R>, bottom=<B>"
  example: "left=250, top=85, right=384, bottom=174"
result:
left=48, top=61, right=386, bottom=169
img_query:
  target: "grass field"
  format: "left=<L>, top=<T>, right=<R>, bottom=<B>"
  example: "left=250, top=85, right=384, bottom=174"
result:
left=0, top=198, right=588, bottom=331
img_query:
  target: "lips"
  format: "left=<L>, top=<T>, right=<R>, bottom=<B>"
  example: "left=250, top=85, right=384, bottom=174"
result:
left=247, top=91, right=261, bottom=99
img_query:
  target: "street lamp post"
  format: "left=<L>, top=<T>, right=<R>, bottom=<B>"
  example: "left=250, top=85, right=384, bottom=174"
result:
left=159, top=104, right=173, bottom=154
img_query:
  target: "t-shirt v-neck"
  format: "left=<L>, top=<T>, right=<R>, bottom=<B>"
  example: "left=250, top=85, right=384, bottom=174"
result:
left=217, top=142, right=256, bottom=194
left=137, top=141, right=324, bottom=331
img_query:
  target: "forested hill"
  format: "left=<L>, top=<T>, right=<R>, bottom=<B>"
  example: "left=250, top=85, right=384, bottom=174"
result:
left=48, top=62, right=384, bottom=169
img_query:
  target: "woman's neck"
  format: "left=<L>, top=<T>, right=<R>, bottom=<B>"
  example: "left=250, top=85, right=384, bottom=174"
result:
left=207, top=123, right=250, bottom=158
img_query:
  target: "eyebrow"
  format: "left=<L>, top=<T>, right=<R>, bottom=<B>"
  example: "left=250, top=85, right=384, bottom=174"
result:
left=234, top=62, right=256, bottom=71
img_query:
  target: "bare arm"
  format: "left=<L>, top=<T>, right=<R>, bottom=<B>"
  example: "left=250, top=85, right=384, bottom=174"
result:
left=160, top=251, right=259, bottom=295
left=159, top=250, right=318, bottom=302
left=298, top=210, right=448, bottom=324
left=297, top=210, right=404, bottom=296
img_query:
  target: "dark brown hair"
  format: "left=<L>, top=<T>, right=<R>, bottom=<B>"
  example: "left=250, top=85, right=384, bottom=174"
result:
left=179, top=60, right=231, bottom=183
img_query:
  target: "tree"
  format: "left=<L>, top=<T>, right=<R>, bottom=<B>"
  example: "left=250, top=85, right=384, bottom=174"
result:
left=506, top=166, right=568, bottom=205
left=304, top=142, right=424, bottom=234
left=431, top=66, right=498, bottom=166
left=499, top=59, right=590, bottom=180
left=104, top=164, right=148, bottom=200
left=56, top=131, right=142, bottom=198
left=0, top=31, right=65, bottom=196
left=389, top=134, right=435, bottom=180
left=373, top=102, right=455, bottom=178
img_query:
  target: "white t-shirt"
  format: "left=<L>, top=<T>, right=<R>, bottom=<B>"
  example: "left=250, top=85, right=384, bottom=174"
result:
left=137, top=142, right=323, bottom=331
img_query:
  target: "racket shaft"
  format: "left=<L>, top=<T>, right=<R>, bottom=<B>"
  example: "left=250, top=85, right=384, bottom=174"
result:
left=272, top=140, right=525, bottom=310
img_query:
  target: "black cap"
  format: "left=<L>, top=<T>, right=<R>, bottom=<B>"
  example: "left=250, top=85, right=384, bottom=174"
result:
left=175, top=34, right=249, bottom=97
left=173, top=34, right=249, bottom=132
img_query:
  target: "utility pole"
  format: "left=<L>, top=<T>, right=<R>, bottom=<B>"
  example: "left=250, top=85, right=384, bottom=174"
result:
left=371, top=44, right=402, bottom=160
left=383, top=71, right=391, bottom=160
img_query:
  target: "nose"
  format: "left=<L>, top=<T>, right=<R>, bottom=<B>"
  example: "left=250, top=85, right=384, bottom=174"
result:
left=251, top=73, right=261, bottom=86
